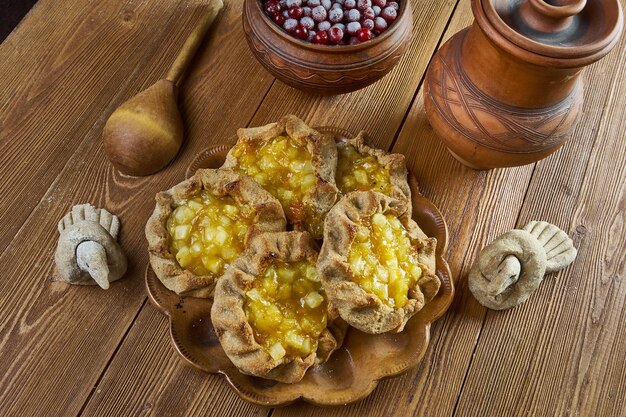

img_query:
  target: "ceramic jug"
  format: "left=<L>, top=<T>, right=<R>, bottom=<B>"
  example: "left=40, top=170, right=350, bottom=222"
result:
left=424, top=0, right=623, bottom=169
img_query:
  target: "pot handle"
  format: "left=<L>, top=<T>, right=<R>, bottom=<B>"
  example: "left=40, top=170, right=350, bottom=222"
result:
left=519, top=0, right=586, bottom=32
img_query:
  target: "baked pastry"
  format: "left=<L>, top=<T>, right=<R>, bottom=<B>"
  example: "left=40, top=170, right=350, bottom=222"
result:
left=318, top=191, right=440, bottom=334
left=336, top=132, right=412, bottom=214
left=223, top=115, right=339, bottom=239
left=145, top=169, right=286, bottom=298
left=211, top=231, right=346, bottom=383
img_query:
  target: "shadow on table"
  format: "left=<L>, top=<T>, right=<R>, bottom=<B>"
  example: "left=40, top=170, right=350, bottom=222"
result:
left=0, top=0, right=40, bottom=43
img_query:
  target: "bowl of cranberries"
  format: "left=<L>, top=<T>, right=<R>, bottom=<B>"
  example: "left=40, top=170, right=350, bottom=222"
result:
left=243, top=0, right=412, bottom=95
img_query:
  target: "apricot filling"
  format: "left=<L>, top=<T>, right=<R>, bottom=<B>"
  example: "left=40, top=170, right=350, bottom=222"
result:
left=347, top=213, right=423, bottom=308
left=336, top=143, right=393, bottom=195
left=166, top=191, right=255, bottom=276
left=244, top=260, right=327, bottom=360
left=230, top=135, right=324, bottom=237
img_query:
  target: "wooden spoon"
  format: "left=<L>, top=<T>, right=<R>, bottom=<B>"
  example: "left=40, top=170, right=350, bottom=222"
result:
left=103, top=0, right=224, bottom=176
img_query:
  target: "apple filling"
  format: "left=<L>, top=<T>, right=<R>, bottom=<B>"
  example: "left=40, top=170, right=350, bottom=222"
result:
left=347, top=213, right=423, bottom=308
left=244, top=260, right=327, bottom=360
left=230, top=135, right=323, bottom=237
left=336, top=143, right=393, bottom=195
left=167, top=191, right=255, bottom=276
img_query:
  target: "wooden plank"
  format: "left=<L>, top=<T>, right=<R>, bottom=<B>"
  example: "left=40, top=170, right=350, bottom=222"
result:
left=452, top=29, right=626, bottom=417
left=78, top=305, right=270, bottom=417
left=0, top=1, right=275, bottom=416
left=248, top=0, right=459, bottom=149
left=80, top=0, right=462, bottom=415
left=269, top=1, right=539, bottom=416
left=0, top=0, right=193, bottom=256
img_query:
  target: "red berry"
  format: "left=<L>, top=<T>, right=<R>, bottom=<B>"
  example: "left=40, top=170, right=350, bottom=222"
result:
left=286, top=0, right=302, bottom=8
left=345, top=8, right=360, bottom=22
left=293, top=24, right=309, bottom=39
left=328, top=7, right=343, bottom=23
left=372, top=0, right=386, bottom=7
left=362, top=18, right=374, bottom=30
left=381, top=6, right=397, bottom=23
left=314, top=30, right=330, bottom=44
left=317, top=20, right=332, bottom=31
left=348, top=36, right=361, bottom=44
left=264, top=0, right=281, bottom=16
left=344, top=0, right=356, bottom=9
left=374, top=16, right=387, bottom=31
left=321, top=0, right=333, bottom=10
left=356, top=27, right=372, bottom=42
left=273, top=14, right=286, bottom=26
left=362, top=7, right=375, bottom=19
left=357, top=0, right=372, bottom=11
left=284, top=18, right=299, bottom=32
left=311, top=5, right=328, bottom=22
left=328, top=26, right=344, bottom=43
left=307, top=29, right=317, bottom=41
left=300, top=16, right=315, bottom=29
left=346, top=21, right=361, bottom=35
left=303, top=6, right=312, bottom=16
left=307, top=0, right=321, bottom=6
left=388, top=1, right=399, bottom=10
left=288, top=6, right=304, bottom=18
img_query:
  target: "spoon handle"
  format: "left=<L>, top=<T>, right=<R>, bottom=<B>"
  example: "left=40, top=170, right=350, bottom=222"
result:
left=166, top=0, right=224, bottom=85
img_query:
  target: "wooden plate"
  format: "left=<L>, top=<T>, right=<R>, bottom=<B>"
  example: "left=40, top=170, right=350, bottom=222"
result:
left=147, top=127, right=454, bottom=406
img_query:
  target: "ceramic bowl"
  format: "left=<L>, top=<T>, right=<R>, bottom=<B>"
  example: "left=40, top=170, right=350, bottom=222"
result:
left=242, top=0, right=413, bottom=95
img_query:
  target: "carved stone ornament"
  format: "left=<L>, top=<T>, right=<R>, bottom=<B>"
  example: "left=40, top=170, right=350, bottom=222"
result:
left=54, top=204, right=128, bottom=289
left=468, top=221, right=577, bottom=310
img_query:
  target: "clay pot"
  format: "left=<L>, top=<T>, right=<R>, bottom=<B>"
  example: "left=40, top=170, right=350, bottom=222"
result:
left=424, top=0, right=624, bottom=169
left=242, top=0, right=413, bottom=95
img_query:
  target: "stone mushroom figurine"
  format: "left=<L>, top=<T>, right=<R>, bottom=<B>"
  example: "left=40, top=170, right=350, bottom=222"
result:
left=469, top=221, right=577, bottom=310
left=54, top=204, right=127, bottom=289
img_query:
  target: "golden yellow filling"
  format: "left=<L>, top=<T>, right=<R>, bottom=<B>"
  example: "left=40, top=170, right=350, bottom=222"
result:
left=348, top=213, right=423, bottom=308
left=167, top=190, right=255, bottom=276
left=231, top=135, right=324, bottom=237
left=336, top=143, right=393, bottom=195
left=244, top=260, right=327, bottom=360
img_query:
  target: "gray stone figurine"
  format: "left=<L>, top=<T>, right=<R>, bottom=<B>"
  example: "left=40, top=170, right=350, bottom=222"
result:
left=54, top=204, right=127, bottom=289
left=469, top=221, right=577, bottom=310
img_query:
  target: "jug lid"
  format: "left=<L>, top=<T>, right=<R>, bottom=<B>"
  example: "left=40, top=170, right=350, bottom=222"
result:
left=475, top=0, right=624, bottom=66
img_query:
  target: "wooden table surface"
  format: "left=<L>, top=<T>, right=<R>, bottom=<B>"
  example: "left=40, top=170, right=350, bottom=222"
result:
left=1, top=0, right=624, bottom=416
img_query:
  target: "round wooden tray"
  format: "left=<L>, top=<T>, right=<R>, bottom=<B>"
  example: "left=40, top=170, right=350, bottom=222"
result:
left=146, top=127, right=454, bottom=406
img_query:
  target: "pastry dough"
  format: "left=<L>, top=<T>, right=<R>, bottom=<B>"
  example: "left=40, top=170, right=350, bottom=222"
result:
left=212, top=231, right=346, bottom=383
left=318, top=191, right=439, bottom=334
left=145, top=169, right=286, bottom=298
left=336, top=132, right=412, bottom=215
left=223, top=115, right=339, bottom=239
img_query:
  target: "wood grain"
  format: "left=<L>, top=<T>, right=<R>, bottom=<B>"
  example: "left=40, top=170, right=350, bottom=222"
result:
left=79, top=305, right=270, bottom=417
left=0, top=0, right=624, bottom=415
left=247, top=0, right=459, bottom=149
left=452, top=28, right=626, bottom=417
left=0, top=0, right=192, bottom=256
left=77, top=0, right=461, bottom=415
left=0, top=1, right=275, bottom=416
left=271, top=2, right=535, bottom=416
